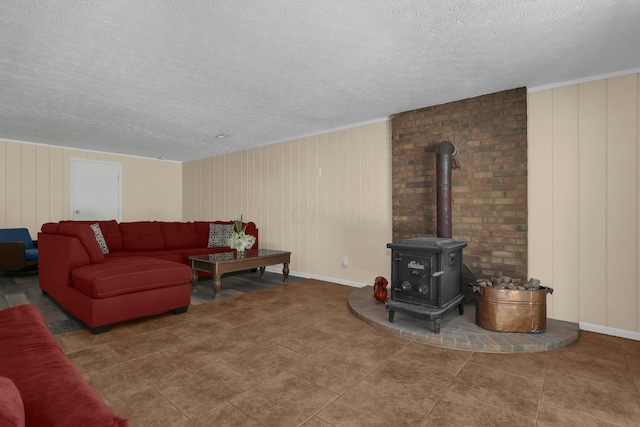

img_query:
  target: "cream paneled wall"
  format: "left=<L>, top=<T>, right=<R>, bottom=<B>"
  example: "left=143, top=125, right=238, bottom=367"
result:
left=0, top=139, right=182, bottom=237
left=183, top=121, right=393, bottom=286
left=528, top=73, right=640, bottom=333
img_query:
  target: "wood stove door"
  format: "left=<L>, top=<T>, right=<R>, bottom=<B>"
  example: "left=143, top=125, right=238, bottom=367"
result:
left=391, top=252, right=439, bottom=307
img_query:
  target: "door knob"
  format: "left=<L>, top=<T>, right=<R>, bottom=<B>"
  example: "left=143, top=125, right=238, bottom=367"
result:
left=75, top=210, right=80, bottom=214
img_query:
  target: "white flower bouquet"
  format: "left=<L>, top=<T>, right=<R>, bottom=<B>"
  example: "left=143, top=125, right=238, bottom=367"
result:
left=227, top=214, right=256, bottom=252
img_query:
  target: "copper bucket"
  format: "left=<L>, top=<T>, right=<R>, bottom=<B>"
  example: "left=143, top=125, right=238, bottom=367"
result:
left=475, top=286, right=553, bottom=333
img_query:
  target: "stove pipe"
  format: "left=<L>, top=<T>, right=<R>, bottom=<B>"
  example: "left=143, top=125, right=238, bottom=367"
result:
left=436, top=141, right=456, bottom=238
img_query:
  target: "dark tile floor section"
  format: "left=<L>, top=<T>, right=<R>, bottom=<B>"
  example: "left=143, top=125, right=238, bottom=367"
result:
left=348, top=285, right=580, bottom=352
left=3, top=275, right=640, bottom=425
left=0, top=270, right=303, bottom=335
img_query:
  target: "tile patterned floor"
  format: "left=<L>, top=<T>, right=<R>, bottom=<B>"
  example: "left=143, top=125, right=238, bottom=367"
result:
left=2, top=274, right=640, bottom=426
left=0, top=270, right=303, bottom=334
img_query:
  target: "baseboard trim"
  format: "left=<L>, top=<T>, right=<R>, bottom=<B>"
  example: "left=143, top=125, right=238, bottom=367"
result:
left=579, top=322, right=640, bottom=341
left=263, top=267, right=367, bottom=289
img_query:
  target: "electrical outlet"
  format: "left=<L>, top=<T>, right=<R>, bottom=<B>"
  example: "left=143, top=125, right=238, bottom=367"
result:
left=343, top=256, right=348, bottom=267
left=317, top=168, right=322, bottom=177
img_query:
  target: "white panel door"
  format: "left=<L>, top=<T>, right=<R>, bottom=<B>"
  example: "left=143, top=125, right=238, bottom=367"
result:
left=71, top=159, right=121, bottom=221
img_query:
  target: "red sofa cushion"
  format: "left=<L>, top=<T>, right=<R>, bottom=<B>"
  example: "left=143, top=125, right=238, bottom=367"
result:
left=40, top=222, right=60, bottom=234
left=59, top=220, right=123, bottom=252
left=159, top=222, right=199, bottom=249
left=119, top=222, right=164, bottom=251
left=106, top=251, right=182, bottom=263
left=194, top=221, right=217, bottom=247
left=95, top=220, right=123, bottom=251
left=71, top=257, right=191, bottom=299
left=58, top=223, right=104, bottom=264
left=0, top=305, right=128, bottom=426
left=0, top=376, right=24, bottom=427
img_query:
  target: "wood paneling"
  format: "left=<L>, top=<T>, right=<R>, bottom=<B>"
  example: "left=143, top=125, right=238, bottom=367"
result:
left=183, top=121, right=393, bottom=286
left=6, top=143, right=21, bottom=226
left=527, top=90, right=555, bottom=317
left=528, top=73, right=640, bottom=331
left=578, top=81, right=607, bottom=326
left=606, top=75, right=637, bottom=330
left=0, top=142, right=6, bottom=226
left=552, top=85, right=579, bottom=323
left=0, top=140, right=182, bottom=236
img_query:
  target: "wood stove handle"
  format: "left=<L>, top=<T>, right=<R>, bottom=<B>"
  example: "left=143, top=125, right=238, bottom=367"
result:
left=432, top=271, right=444, bottom=277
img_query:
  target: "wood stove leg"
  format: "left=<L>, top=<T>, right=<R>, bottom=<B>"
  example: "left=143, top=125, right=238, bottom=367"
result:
left=388, top=310, right=395, bottom=322
left=458, top=303, right=464, bottom=315
left=434, top=318, right=441, bottom=334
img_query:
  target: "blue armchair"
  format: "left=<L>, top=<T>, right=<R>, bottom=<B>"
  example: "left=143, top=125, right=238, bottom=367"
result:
left=0, top=228, right=39, bottom=274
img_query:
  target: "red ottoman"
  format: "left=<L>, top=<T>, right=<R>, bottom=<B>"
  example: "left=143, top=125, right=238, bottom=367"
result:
left=68, top=256, right=192, bottom=333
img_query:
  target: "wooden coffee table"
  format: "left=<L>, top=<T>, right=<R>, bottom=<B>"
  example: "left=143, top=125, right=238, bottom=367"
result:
left=189, top=249, right=291, bottom=297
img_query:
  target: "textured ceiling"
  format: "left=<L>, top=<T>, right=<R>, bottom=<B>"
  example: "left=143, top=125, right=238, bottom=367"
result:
left=1, top=0, right=639, bottom=162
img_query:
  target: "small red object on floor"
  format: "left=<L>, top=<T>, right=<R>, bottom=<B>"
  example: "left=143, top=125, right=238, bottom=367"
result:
left=373, top=276, right=388, bottom=304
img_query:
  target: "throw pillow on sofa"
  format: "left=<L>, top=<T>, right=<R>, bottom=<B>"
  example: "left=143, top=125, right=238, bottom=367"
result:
left=0, top=376, right=25, bottom=427
left=90, top=223, right=110, bottom=254
left=207, top=223, right=234, bottom=247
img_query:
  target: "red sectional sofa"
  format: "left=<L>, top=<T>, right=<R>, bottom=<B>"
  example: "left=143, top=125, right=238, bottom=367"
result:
left=38, top=220, right=258, bottom=333
left=0, top=304, right=128, bottom=426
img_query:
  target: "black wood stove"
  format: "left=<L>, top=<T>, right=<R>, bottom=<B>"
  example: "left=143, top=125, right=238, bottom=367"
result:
left=386, top=237, right=467, bottom=333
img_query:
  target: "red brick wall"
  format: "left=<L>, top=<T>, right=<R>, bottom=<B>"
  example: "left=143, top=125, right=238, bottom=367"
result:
left=391, top=88, right=527, bottom=279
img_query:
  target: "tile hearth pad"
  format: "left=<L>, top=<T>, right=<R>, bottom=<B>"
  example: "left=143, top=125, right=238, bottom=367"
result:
left=348, top=285, right=580, bottom=353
